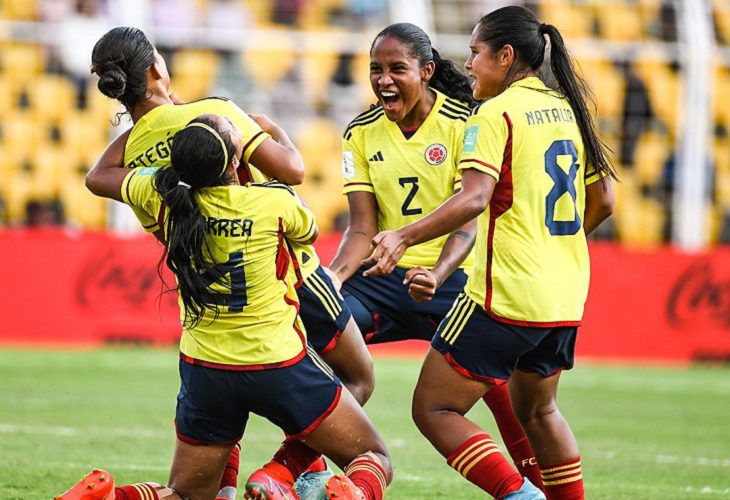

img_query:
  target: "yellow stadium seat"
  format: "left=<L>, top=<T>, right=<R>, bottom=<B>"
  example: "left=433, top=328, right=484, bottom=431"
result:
left=241, top=0, right=273, bottom=24
left=301, top=48, right=341, bottom=106
left=714, top=67, right=730, bottom=128
left=26, top=74, right=77, bottom=121
left=576, top=59, right=624, bottom=129
left=171, top=49, right=221, bottom=101
left=3, top=170, right=35, bottom=224
left=61, top=110, right=110, bottom=157
left=59, top=172, right=108, bottom=229
left=540, top=1, right=593, bottom=39
left=296, top=117, right=344, bottom=232
left=594, top=2, right=644, bottom=41
left=1, top=44, right=46, bottom=86
left=714, top=0, right=730, bottom=44
left=2, top=0, right=38, bottom=21
left=2, top=110, right=42, bottom=158
left=633, top=131, right=671, bottom=187
left=241, top=26, right=297, bottom=87
left=635, top=61, right=680, bottom=137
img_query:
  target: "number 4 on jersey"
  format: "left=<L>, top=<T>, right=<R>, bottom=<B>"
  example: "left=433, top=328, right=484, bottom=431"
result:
left=544, top=140, right=581, bottom=236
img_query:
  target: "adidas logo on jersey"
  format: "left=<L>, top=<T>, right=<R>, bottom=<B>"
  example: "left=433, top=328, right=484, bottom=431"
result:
left=368, top=151, right=384, bottom=162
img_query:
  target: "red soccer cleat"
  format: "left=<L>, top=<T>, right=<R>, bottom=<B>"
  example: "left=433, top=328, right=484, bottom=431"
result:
left=244, top=468, right=298, bottom=500
left=55, top=469, right=115, bottom=500
left=324, top=475, right=365, bottom=500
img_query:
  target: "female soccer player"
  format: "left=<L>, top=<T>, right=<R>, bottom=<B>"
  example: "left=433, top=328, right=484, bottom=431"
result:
left=56, top=114, right=391, bottom=500
left=325, top=22, right=542, bottom=488
left=364, top=7, right=615, bottom=499
left=87, top=27, right=375, bottom=499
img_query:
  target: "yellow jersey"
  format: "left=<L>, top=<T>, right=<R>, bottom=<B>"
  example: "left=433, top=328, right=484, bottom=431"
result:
left=459, top=77, right=602, bottom=326
left=342, top=89, right=474, bottom=270
left=123, top=97, right=270, bottom=232
left=247, top=168, right=319, bottom=282
left=121, top=168, right=317, bottom=369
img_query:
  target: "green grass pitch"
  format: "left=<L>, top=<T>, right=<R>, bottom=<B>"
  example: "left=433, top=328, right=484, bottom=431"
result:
left=1, top=348, right=729, bottom=499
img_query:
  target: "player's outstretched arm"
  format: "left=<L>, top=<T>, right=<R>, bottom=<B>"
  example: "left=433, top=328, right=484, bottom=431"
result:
left=247, top=114, right=305, bottom=185
left=584, top=176, right=614, bottom=235
left=85, top=128, right=133, bottom=202
left=363, top=169, right=494, bottom=276
left=329, top=191, right=379, bottom=285
left=407, top=217, right=477, bottom=302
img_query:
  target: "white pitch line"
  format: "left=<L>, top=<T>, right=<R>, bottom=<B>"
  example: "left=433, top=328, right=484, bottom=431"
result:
left=684, top=486, right=730, bottom=495
left=591, top=449, right=730, bottom=468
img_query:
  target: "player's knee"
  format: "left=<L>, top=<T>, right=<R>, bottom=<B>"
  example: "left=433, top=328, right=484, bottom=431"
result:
left=513, top=399, right=559, bottom=425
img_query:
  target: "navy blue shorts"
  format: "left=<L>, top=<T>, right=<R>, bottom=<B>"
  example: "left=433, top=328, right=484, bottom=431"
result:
left=298, top=266, right=352, bottom=353
left=342, top=265, right=467, bottom=344
left=175, top=348, right=342, bottom=445
left=431, top=293, right=577, bottom=383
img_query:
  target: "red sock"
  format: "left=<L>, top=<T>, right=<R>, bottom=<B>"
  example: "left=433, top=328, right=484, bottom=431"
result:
left=540, top=457, right=584, bottom=500
left=307, top=456, right=328, bottom=473
left=346, top=455, right=388, bottom=500
left=114, top=484, right=160, bottom=500
left=483, top=383, right=543, bottom=490
left=264, top=437, right=322, bottom=485
left=218, top=442, right=241, bottom=491
left=447, top=433, right=523, bottom=499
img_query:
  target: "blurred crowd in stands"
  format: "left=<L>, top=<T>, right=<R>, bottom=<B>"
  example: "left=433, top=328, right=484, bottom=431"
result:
left=1, top=0, right=729, bottom=246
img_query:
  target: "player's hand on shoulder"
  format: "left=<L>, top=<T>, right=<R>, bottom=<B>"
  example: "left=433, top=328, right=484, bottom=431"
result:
left=322, top=266, right=343, bottom=293
left=404, top=266, right=437, bottom=303
left=249, top=114, right=278, bottom=134
left=362, top=230, right=407, bottom=277
left=169, top=93, right=185, bottom=105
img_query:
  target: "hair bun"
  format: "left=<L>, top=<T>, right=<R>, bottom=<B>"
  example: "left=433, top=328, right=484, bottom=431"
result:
left=96, top=62, right=127, bottom=99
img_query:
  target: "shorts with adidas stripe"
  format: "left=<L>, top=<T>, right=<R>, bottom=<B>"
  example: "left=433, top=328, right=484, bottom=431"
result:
left=298, top=265, right=352, bottom=353
left=176, top=346, right=341, bottom=444
left=431, top=293, right=578, bottom=384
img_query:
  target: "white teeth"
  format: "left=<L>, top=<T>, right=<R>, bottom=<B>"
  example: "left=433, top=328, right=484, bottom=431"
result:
left=381, top=91, right=397, bottom=97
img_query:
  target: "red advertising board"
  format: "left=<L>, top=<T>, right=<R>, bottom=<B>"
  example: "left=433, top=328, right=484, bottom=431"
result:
left=0, top=229, right=728, bottom=362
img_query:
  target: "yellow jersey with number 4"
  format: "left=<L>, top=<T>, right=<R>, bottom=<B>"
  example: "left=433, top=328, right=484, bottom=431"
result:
left=121, top=168, right=316, bottom=369
left=342, top=89, right=474, bottom=270
left=459, top=77, right=602, bottom=326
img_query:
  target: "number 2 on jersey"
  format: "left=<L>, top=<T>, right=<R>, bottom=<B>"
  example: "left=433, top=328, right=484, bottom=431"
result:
left=544, top=140, right=581, bottom=236
left=399, top=177, right=422, bottom=216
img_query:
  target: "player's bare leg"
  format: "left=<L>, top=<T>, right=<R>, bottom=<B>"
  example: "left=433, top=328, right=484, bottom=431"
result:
left=509, top=369, right=584, bottom=498
left=321, top=317, right=375, bottom=406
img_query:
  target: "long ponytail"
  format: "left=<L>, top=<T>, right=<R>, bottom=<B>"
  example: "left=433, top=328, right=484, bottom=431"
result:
left=154, top=115, right=237, bottom=327
left=477, top=6, right=617, bottom=180
left=430, top=48, right=477, bottom=107
left=541, top=24, right=617, bottom=180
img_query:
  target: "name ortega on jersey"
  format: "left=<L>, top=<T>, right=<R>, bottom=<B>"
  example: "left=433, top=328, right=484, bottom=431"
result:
left=425, top=144, right=447, bottom=165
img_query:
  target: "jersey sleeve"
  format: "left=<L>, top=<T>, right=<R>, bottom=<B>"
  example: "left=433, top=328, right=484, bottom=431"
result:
left=341, top=131, right=373, bottom=194
left=225, top=102, right=272, bottom=164
left=280, top=190, right=318, bottom=243
left=584, top=161, right=603, bottom=186
left=452, top=121, right=467, bottom=192
left=120, top=167, right=164, bottom=233
left=458, top=108, right=508, bottom=181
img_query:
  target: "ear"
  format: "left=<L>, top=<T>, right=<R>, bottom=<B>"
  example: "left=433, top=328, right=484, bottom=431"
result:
left=150, top=60, right=164, bottom=81
left=421, top=60, right=436, bottom=82
left=498, top=45, right=515, bottom=68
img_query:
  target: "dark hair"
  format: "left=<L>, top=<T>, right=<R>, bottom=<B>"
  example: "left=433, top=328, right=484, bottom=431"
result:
left=154, top=114, right=237, bottom=327
left=91, top=27, right=156, bottom=114
left=476, top=7, right=616, bottom=180
left=372, top=23, right=477, bottom=107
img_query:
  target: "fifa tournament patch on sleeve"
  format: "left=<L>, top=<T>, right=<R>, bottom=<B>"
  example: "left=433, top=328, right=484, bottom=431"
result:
left=463, top=125, right=479, bottom=154
left=342, top=151, right=355, bottom=179
left=137, top=167, right=160, bottom=176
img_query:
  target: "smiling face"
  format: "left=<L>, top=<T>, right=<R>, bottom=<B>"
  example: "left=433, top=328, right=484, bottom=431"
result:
left=464, top=24, right=511, bottom=100
left=369, top=35, right=434, bottom=124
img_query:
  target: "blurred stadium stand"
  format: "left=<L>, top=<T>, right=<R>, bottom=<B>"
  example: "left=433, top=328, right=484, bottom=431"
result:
left=0, top=0, right=727, bottom=245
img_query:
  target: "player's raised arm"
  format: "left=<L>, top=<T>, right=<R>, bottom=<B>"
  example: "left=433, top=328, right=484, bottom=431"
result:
left=247, top=114, right=305, bottom=185
left=85, top=128, right=133, bottom=202
left=363, top=169, right=494, bottom=276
